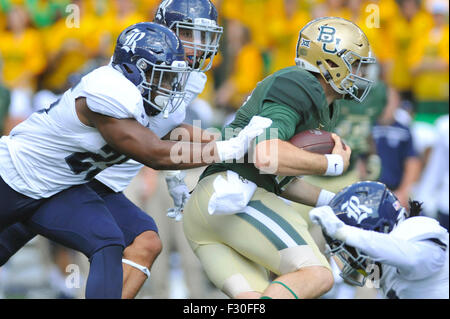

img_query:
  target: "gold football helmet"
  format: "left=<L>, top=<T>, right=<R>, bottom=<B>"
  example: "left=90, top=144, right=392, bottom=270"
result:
left=295, top=17, right=376, bottom=102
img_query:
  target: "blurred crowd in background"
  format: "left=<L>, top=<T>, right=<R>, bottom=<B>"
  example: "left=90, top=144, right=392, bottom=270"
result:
left=0, top=0, right=448, bottom=299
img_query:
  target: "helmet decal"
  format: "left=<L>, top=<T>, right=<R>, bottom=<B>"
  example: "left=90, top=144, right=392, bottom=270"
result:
left=122, top=29, right=146, bottom=54
left=340, top=196, right=374, bottom=224
left=317, top=25, right=341, bottom=54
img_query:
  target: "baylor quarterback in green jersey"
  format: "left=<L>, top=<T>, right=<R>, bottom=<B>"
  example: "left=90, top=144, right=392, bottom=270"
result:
left=200, top=66, right=340, bottom=195
left=183, top=17, right=376, bottom=299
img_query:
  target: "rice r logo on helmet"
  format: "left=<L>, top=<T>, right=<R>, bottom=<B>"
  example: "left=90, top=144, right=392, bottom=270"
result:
left=341, top=196, right=373, bottom=223
left=122, top=29, right=146, bottom=54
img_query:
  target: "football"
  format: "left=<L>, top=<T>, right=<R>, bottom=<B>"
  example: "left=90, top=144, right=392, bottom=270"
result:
left=289, top=129, right=336, bottom=154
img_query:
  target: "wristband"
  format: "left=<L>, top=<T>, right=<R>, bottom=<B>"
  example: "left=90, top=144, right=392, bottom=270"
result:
left=316, top=189, right=336, bottom=207
left=324, top=154, right=344, bottom=176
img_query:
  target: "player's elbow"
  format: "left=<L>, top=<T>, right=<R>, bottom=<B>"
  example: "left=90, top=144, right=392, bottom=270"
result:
left=398, top=245, right=447, bottom=280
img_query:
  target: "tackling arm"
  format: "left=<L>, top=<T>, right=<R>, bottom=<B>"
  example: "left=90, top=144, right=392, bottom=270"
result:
left=76, top=97, right=271, bottom=170
left=309, top=206, right=447, bottom=280
left=343, top=226, right=447, bottom=280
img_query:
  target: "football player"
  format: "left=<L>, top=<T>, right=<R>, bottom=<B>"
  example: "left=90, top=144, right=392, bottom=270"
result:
left=182, top=17, right=375, bottom=299
left=0, top=22, right=269, bottom=298
left=90, top=0, right=224, bottom=298
left=0, top=0, right=229, bottom=299
left=309, top=181, right=449, bottom=299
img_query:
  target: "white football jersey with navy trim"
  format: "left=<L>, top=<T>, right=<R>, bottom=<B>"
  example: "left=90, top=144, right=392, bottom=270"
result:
left=93, top=71, right=206, bottom=192
left=0, top=65, right=148, bottom=199
left=380, top=217, right=449, bottom=299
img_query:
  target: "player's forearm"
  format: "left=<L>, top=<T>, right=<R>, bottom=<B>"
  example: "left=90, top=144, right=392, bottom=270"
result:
left=342, top=226, right=434, bottom=274
left=281, top=177, right=322, bottom=207
left=254, top=139, right=328, bottom=176
left=90, top=113, right=221, bottom=170
left=110, top=133, right=220, bottom=170
left=166, top=123, right=219, bottom=143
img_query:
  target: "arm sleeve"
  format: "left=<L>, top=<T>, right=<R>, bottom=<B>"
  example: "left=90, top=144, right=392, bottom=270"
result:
left=343, top=226, right=447, bottom=280
left=256, top=102, right=302, bottom=142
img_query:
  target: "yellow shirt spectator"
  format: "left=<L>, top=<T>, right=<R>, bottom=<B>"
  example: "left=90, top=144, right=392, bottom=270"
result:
left=354, top=0, right=399, bottom=64
left=39, top=5, right=111, bottom=92
left=101, top=0, right=146, bottom=56
left=408, top=22, right=449, bottom=101
left=215, top=19, right=263, bottom=110
left=230, top=42, right=263, bottom=107
left=0, top=6, right=46, bottom=90
left=221, top=0, right=271, bottom=50
left=265, top=0, right=311, bottom=73
left=388, top=7, right=433, bottom=92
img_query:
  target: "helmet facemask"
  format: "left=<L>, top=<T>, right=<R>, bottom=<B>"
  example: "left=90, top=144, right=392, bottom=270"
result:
left=136, top=58, right=190, bottom=117
left=325, top=235, right=372, bottom=287
left=333, top=50, right=376, bottom=102
left=171, top=18, right=222, bottom=72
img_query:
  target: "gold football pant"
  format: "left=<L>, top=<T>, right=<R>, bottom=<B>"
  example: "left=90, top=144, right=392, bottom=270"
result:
left=182, top=172, right=330, bottom=298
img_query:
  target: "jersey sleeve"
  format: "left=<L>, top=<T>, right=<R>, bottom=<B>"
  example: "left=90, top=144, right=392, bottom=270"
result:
left=344, top=221, right=448, bottom=280
left=256, top=102, right=301, bottom=142
left=79, top=66, right=144, bottom=121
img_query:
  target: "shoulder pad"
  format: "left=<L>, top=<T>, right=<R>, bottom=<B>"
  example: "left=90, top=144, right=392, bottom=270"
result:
left=81, top=66, right=143, bottom=120
left=390, top=216, right=449, bottom=247
left=265, top=68, right=325, bottom=117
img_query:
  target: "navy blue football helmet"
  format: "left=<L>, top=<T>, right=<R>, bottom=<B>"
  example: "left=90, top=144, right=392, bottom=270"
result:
left=154, top=0, right=223, bottom=72
left=112, top=22, right=190, bottom=116
left=325, top=181, right=407, bottom=286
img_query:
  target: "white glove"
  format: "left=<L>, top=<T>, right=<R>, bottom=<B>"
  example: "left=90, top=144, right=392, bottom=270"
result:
left=216, top=116, right=272, bottom=162
left=184, top=71, right=207, bottom=105
left=309, top=206, right=349, bottom=241
left=207, top=170, right=257, bottom=215
left=165, top=170, right=190, bottom=221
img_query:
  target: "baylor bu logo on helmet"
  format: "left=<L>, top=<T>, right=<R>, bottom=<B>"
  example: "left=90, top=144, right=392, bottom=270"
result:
left=317, top=25, right=341, bottom=54
left=295, top=17, right=376, bottom=102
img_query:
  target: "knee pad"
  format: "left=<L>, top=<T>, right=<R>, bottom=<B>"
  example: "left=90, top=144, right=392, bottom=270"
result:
left=122, top=258, right=151, bottom=279
left=279, top=245, right=323, bottom=274
left=222, top=274, right=254, bottom=298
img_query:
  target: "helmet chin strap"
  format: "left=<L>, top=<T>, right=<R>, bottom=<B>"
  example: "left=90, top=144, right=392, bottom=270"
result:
left=154, top=95, right=170, bottom=118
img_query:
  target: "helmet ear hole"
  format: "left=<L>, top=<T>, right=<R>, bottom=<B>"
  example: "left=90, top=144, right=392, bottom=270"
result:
left=123, top=64, right=133, bottom=73
left=325, top=59, right=339, bottom=68
left=117, top=63, right=142, bottom=86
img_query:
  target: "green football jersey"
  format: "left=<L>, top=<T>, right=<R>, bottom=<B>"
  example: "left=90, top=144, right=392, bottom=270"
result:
left=201, top=66, right=340, bottom=195
left=333, top=81, right=387, bottom=170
